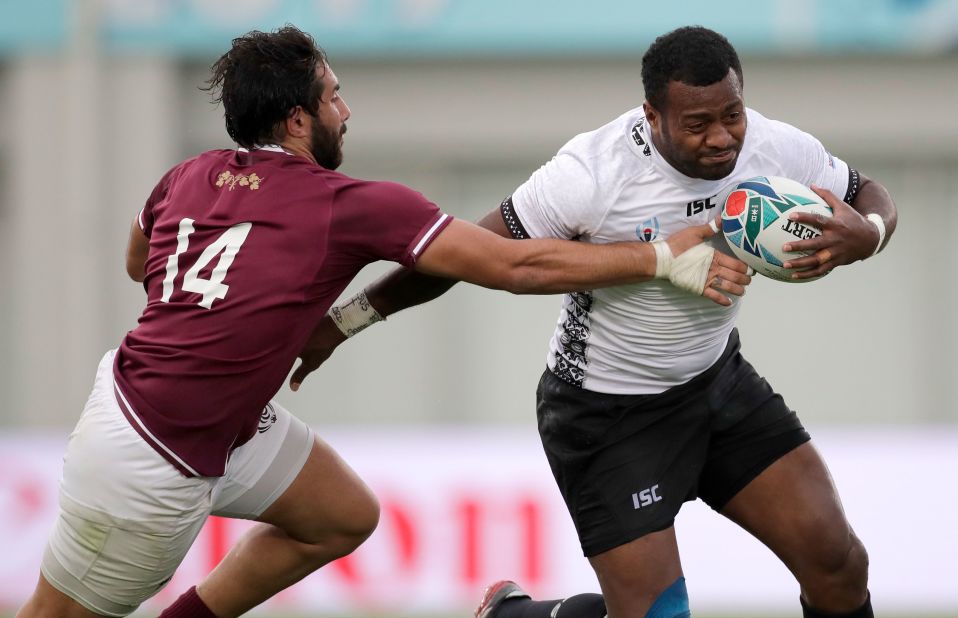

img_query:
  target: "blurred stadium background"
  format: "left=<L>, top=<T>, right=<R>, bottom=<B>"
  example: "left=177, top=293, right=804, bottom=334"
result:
left=1, top=0, right=956, bottom=616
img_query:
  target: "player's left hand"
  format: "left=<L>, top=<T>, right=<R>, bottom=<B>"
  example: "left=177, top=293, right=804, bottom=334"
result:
left=289, top=316, right=347, bottom=391
left=781, top=185, right=881, bottom=280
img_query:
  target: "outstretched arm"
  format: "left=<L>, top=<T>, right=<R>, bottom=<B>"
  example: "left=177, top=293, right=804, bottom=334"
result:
left=289, top=210, right=750, bottom=390
left=413, top=218, right=658, bottom=293
left=289, top=209, right=507, bottom=390
left=359, top=208, right=509, bottom=317
left=782, top=173, right=898, bottom=280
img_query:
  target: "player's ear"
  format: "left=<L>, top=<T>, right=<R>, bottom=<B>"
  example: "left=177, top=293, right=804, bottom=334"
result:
left=285, top=106, right=310, bottom=139
left=643, top=102, right=659, bottom=129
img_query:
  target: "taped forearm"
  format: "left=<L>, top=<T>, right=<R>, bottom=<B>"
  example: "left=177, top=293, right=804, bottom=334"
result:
left=328, top=291, right=384, bottom=338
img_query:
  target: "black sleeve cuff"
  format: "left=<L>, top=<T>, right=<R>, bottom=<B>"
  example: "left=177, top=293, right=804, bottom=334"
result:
left=843, top=167, right=861, bottom=204
left=499, top=196, right=531, bottom=239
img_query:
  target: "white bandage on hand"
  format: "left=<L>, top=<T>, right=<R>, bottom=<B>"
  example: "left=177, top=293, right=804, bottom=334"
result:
left=328, top=290, right=384, bottom=337
left=651, top=240, right=674, bottom=279
left=651, top=240, right=715, bottom=295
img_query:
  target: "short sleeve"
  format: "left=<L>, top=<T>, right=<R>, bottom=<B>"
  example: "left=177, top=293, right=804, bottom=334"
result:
left=765, top=120, right=856, bottom=204
left=330, top=180, right=453, bottom=268
left=510, top=151, right=600, bottom=240
left=139, top=162, right=186, bottom=237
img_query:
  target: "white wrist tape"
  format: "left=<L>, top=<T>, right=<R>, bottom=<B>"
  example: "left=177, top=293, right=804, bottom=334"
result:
left=865, top=213, right=886, bottom=256
left=651, top=240, right=714, bottom=295
left=651, top=240, right=674, bottom=279
left=328, top=291, right=384, bottom=338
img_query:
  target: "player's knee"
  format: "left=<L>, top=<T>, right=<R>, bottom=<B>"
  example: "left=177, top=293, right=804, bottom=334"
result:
left=645, top=576, right=690, bottom=618
left=337, top=489, right=381, bottom=550
left=805, top=530, right=869, bottom=592
left=314, top=487, right=380, bottom=558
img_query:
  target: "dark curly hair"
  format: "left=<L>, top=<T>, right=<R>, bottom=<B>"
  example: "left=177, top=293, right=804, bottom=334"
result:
left=205, top=25, right=328, bottom=148
left=641, top=26, right=743, bottom=112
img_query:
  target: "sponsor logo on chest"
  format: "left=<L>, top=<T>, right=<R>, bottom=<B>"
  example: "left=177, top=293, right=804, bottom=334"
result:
left=686, top=195, right=719, bottom=217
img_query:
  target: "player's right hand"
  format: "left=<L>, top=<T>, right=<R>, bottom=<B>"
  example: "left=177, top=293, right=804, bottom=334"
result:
left=665, top=216, right=752, bottom=306
left=289, top=316, right=347, bottom=391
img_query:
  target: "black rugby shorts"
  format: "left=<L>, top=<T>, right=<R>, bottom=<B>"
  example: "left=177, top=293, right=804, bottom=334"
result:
left=536, top=329, right=810, bottom=557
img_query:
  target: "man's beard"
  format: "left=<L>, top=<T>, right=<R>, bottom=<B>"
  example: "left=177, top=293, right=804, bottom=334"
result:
left=310, top=121, right=345, bottom=170
left=658, top=121, right=741, bottom=181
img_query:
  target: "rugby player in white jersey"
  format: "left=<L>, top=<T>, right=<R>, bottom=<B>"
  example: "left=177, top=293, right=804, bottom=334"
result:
left=294, top=26, right=896, bottom=618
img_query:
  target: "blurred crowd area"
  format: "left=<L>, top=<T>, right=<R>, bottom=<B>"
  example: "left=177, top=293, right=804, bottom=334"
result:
left=0, top=0, right=956, bottom=430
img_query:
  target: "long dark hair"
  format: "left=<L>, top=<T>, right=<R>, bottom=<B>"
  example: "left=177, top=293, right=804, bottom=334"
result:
left=205, top=25, right=328, bottom=148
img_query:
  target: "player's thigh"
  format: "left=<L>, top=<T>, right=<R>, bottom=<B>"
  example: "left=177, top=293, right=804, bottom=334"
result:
left=260, top=434, right=380, bottom=545
left=536, top=369, right=709, bottom=556
left=719, top=441, right=855, bottom=575
left=212, top=401, right=379, bottom=544
left=42, top=351, right=212, bottom=616
left=588, top=526, right=684, bottom=618
left=695, top=352, right=854, bottom=574
left=18, top=573, right=105, bottom=618
left=696, top=348, right=812, bottom=513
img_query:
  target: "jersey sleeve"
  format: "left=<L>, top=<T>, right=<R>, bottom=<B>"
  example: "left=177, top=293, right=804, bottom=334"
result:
left=138, top=161, right=187, bottom=237
left=330, top=180, right=453, bottom=267
left=510, top=151, right=601, bottom=240
left=765, top=119, right=860, bottom=204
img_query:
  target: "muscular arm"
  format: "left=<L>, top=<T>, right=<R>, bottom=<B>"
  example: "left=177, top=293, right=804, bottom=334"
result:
left=413, top=218, right=658, bottom=294
left=289, top=209, right=514, bottom=390
left=289, top=207, right=748, bottom=390
left=360, top=208, right=508, bottom=316
left=126, top=215, right=150, bottom=283
left=782, top=173, right=898, bottom=279
left=848, top=174, right=897, bottom=252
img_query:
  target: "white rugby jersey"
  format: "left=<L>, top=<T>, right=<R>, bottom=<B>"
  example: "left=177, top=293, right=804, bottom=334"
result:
left=509, top=107, right=857, bottom=394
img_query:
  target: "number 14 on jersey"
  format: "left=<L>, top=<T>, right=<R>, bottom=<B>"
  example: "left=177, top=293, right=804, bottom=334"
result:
left=160, top=217, right=252, bottom=309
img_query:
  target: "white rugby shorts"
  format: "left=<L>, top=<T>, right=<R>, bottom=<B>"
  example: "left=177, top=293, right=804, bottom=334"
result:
left=40, top=350, right=315, bottom=616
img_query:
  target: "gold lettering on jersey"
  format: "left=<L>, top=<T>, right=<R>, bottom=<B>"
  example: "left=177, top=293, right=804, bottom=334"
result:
left=216, top=171, right=264, bottom=191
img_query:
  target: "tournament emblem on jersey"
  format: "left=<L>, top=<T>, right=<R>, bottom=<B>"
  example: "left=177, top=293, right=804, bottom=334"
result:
left=636, top=217, right=660, bottom=242
left=721, top=176, right=821, bottom=262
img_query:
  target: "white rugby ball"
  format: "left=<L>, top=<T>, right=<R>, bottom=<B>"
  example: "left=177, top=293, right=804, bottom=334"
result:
left=721, top=175, right=833, bottom=282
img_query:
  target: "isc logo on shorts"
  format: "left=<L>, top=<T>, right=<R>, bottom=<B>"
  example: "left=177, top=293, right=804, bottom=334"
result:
left=632, top=484, right=662, bottom=509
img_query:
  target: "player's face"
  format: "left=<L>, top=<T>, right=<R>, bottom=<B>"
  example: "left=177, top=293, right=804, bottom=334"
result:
left=310, top=64, right=351, bottom=170
left=644, top=69, right=746, bottom=181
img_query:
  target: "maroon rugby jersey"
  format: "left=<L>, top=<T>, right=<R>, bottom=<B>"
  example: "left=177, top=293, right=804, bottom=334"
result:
left=113, top=147, right=452, bottom=476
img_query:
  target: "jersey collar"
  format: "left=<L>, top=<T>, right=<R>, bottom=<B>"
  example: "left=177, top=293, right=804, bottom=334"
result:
left=238, top=144, right=291, bottom=155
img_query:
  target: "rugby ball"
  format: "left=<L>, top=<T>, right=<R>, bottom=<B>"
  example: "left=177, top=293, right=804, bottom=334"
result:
left=721, top=176, right=832, bottom=282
